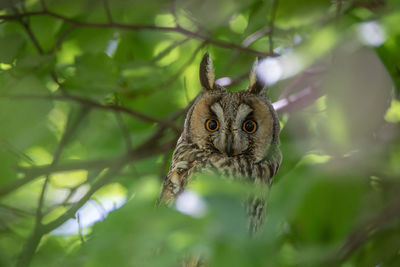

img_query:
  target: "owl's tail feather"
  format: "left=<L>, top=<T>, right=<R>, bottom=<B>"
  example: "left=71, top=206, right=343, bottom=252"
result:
left=247, top=195, right=267, bottom=235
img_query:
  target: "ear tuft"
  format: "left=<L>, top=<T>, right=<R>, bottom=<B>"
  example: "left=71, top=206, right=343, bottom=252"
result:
left=248, top=58, right=266, bottom=95
left=199, top=53, right=215, bottom=91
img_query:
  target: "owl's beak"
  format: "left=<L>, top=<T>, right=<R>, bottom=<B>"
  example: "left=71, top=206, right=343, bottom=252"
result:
left=225, top=134, right=234, bottom=157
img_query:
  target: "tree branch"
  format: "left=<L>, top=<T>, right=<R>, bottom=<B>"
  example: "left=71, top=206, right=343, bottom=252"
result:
left=2, top=134, right=179, bottom=198
left=19, top=20, right=44, bottom=54
left=0, top=10, right=271, bottom=56
left=0, top=93, right=180, bottom=131
left=16, top=107, right=89, bottom=267
left=10, top=7, right=44, bottom=54
left=273, top=84, right=323, bottom=114
left=15, top=164, right=124, bottom=267
left=132, top=41, right=206, bottom=98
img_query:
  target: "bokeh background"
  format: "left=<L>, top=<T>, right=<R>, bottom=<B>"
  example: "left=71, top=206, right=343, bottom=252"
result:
left=1, top=0, right=400, bottom=266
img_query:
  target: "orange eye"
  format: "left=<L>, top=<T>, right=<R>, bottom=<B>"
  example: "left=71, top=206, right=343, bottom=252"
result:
left=242, top=120, right=257, bottom=134
left=205, top=119, right=219, bottom=132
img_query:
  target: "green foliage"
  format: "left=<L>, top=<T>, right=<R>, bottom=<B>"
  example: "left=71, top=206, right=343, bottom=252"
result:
left=0, top=0, right=400, bottom=266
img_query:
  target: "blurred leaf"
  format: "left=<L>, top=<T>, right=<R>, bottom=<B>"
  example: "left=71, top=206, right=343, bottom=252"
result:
left=0, top=75, right=53, bottom=150
left=109, top=0, right=170, bottom=24
left=32, top=236, right=69, bottom=267
left=68, top=28, right=114, bottom=54
left=15, top=54, right=56, bottom=77
left=0, top=147, right=19, bottom=186
left=0, top=1, right=400, bottom=266
left=51, top=170, right=88, bottom=188
left=30, top=16, right=63, bottom=52
left=276, top=0, right=332, bottom=27
left=385, top=99, right=400, bottom=123
left=65, top=53, right=120, bottom=94
left=176, top=0, right=249, bottom=30
left=0, top=33, right=25, bottom=64
left=43, top=206, right=68, bottom=225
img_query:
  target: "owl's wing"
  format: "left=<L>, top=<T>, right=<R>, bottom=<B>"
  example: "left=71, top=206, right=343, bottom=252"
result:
left=158, top=160, right=193, bottom=206
left=248, top=147, right=282, bottom=233
left=158, top=140, right=204, bottom=206
left=247, top=194, right=268, bottom=234
left=265, top=143, right=283, bottom=185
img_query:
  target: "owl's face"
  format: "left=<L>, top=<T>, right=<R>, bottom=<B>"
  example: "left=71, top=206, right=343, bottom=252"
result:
left=182, top=54, right=280, bottom=163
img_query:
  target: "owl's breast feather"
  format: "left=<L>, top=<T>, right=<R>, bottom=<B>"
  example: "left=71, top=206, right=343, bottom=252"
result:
left=192, top=153, right=272, bottom=183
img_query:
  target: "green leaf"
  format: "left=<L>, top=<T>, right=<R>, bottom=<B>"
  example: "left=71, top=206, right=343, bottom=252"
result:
left=64, top=53, right=120, bottom=95
left=68, top=28, right=114, bottom=54
left=0, top=75, right=53, bottom=150
left=0, top=33, right=25, bottom=64
left=0, top=147, right=19, bottom=186
left=15, top=54, right=56, bottom=77
left=30, top=16, right=63, bottom=52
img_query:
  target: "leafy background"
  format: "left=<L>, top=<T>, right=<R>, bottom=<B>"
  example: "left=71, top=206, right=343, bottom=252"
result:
left=0, top=0, right=400, bottom=266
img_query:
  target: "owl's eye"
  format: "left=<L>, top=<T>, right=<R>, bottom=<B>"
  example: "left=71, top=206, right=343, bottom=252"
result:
left=205, top=119, right=219, bottom=132
left=242, top=120, right=257, bottom=134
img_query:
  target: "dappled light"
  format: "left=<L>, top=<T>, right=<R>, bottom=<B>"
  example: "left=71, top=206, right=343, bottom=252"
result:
left=176, top=190, right=207, bottom=218
left=357, top=21, right=386, bottom=47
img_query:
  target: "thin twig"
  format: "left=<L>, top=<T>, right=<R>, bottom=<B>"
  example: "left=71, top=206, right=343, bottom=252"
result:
left=273, top=84, right=323, bottom=114
left=102, top=0, right=113, bottom=23
left=242, top=26, right=271, bottom=48
left=0, top=93, right=180, bottom=131
left=0, top=204, right=35, bottom=217
left=43, top=169, right=105, bottom=215
left=0, top=11, right=271, bottom=56
left=16, top=164, right=124, bottom=267
left=4, top=136, right=179, bottom=198
left=278, top=66, right=326, bottom=100
left=131, top=41, right=206, bottom=98
left=11, top=6, right=70, bottom=96
left=152, top=37, right=190, bottom=63
left=0, top=140, right=34, bottom=165
left=35, top=107, right=88, bottom=225
left=77, top=213, right=85, bottom=243
left=14, top=13, right=44, bottom=54
left=16, top=107, right=89, bottom=267
left=43, top=165, right=124, bottom=232
left=51, top=24, right=78, bottom=52
left=35, top=177, right=49, bottom=224
left=114, top=112, right=133, bottom=150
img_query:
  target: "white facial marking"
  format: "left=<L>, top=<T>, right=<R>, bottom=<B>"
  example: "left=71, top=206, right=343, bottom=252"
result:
left=235, top=104, right=253, bottom=130
left=210, top=102, right=225, bottom=125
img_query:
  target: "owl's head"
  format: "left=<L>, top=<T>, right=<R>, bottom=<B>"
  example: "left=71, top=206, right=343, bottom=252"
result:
left=181, top=53, right=280, bottom=162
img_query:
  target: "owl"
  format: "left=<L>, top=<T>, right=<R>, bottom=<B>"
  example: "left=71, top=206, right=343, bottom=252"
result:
left=158, top=53, right=282, bottom=233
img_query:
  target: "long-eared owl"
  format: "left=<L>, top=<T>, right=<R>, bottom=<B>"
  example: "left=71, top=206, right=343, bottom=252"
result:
left=158, top=53, right=282, bottom=233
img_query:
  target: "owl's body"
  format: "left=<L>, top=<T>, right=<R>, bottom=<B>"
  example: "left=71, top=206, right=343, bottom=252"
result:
left=159, top=54, right=281, bottom=233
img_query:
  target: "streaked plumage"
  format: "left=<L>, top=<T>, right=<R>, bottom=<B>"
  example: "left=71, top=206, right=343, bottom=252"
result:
left=159, top=53, right=282, bottom=233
